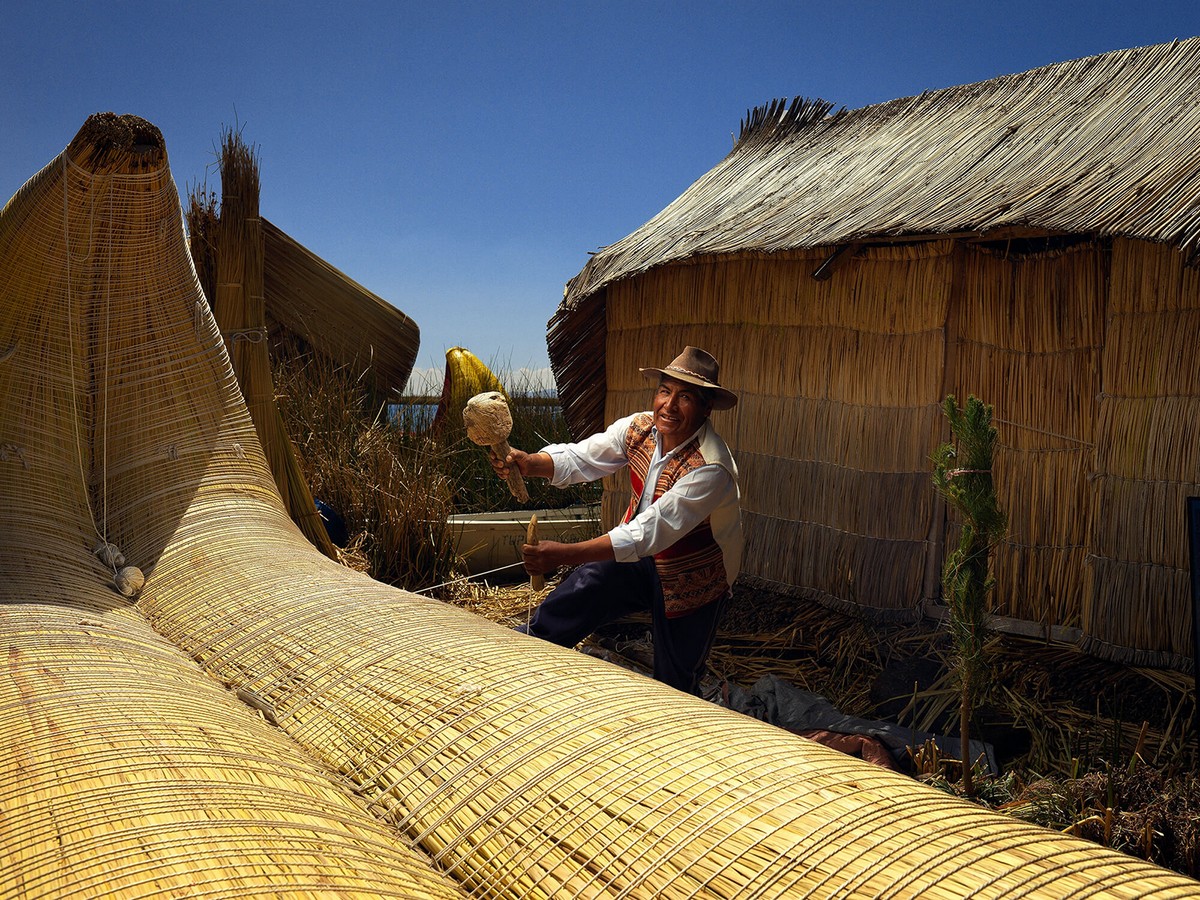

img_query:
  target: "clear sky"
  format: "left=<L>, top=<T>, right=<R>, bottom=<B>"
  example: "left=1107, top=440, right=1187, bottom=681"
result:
left=4, top=2, right=1199, bottom=392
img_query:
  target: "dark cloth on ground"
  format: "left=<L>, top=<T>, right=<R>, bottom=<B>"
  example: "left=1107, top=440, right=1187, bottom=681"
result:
left=723, top=674, right=997, bottom=773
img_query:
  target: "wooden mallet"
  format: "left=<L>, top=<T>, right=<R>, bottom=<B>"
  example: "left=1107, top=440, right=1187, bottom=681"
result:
left=463, top=391, right=529, bottom=503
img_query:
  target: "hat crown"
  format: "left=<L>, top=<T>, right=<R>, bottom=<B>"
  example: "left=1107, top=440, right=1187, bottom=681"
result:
left=663, top=346, right=720, bottom=384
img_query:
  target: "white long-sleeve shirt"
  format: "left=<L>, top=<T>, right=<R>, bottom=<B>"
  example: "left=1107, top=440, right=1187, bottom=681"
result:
left=542, top=412, right=739, bottom=564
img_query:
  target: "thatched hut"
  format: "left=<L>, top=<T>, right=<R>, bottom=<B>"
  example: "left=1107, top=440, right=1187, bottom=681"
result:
left=548, top=38, right=1200, bottom=671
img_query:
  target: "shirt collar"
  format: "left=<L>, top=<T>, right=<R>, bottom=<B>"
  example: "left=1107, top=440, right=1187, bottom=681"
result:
left=649, top=419, right=708, bottom=460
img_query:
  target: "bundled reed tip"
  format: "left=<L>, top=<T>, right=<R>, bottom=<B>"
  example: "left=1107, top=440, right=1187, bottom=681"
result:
left=67, top=112, right=165, bottom=171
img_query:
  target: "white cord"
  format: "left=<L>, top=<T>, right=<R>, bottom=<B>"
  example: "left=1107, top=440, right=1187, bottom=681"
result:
left=411, top=561, right=527, bottom=595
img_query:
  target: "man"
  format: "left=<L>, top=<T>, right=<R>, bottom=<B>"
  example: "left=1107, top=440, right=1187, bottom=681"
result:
left=492, top=346, right=742, bottom=696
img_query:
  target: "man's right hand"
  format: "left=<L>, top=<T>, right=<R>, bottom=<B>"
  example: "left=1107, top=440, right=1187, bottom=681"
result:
left=489, top=447, right=529, bottom=480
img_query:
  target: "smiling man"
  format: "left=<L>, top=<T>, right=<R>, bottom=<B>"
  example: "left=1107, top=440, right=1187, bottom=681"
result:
left=492, top=346, right=742, bottom=696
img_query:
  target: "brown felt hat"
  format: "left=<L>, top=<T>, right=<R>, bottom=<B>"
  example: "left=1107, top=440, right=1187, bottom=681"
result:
left=639, top=346, right=737, bottom=410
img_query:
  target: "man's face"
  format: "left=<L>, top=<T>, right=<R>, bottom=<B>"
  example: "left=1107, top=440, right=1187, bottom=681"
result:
left=652, top=376, right=712, bottom=449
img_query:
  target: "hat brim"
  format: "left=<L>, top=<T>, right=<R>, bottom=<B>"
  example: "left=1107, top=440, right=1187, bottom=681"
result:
left=640, top=367, right=738, bottom=410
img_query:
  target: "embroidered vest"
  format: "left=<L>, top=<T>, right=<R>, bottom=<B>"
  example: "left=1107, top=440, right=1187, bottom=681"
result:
left=622, top=413, right=739, bottom=617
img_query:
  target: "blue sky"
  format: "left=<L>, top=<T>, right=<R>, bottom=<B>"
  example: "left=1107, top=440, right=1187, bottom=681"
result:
left=4, top=2, right=1199, bottom=392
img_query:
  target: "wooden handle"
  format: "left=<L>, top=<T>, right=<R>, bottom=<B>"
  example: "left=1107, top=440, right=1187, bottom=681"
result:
left=492, top=440, right=529, bottom=502
left=526, top=514, right=544, bottom=592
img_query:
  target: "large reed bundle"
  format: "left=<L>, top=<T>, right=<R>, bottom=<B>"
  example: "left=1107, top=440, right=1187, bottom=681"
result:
left=0, top=113, right=463, bottom=899
left=9, top=112, right=1200, bottom=899
left=0, top=604, right=469, bottom=899
left=209, top=129, right=336, bottom=559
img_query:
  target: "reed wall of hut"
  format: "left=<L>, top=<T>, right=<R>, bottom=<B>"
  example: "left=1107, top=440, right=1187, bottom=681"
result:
left=584, top=233, right=1198, bottom=670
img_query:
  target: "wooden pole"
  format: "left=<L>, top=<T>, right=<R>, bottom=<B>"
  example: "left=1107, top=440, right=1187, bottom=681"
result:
left=527, top=514, right=544, bottom=592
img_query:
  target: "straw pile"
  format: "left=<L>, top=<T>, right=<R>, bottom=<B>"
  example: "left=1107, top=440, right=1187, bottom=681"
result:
left=4, top=111, right=1200, bottom=898
left=549, top=38, right=1200, bottom=668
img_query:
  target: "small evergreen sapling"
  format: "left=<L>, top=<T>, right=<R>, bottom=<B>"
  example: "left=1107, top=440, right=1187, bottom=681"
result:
left=932, top=395, right=1006, bottom=796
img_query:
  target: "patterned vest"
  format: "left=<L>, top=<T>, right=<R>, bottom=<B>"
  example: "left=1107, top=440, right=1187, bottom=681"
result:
left=622, top=413, right=735, bottom=617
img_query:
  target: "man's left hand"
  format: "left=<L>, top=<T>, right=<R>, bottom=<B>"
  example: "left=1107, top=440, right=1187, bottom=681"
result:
left=521, top=539, right=566, bottom=576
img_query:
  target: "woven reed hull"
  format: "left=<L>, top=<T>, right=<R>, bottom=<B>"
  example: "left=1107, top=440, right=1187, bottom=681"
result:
left=0, top=605, right=469, bottom=900
left=4, top=114, right=1200, bottom=898
left=0, top=114, right=465, bottom=900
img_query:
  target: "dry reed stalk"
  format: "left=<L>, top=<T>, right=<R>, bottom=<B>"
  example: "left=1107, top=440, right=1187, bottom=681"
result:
left=210, top=128, right=335, bottom=558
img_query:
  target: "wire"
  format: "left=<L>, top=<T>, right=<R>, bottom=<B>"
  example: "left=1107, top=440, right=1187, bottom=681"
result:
left=411, top=561, right=528, bottom=595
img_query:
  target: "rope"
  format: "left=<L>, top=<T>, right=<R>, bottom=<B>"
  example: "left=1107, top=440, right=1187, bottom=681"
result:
left=62, top=156, right=106, bottom=562
left=411, top=561, right=527, bottom=595
left=100, top=178, right=114, bottom=545
left=61, top=156, right=124, bottom=578
left=224, top=327, right=268, bottom=344
left=945, top=468, right=992, bottom=480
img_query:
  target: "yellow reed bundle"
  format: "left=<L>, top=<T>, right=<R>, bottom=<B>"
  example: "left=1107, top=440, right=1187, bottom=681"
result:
left=0, top=603, right=469, bottom=900
left=209, top=128, right=335, bottom=559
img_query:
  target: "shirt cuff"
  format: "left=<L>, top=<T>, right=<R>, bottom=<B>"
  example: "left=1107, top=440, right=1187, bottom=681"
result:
left=541, top=445, right=571, bottom=487
left=608, top=525, right=641, bottom=563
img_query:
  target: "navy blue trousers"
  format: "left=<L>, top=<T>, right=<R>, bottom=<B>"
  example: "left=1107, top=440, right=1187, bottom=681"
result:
left=517, top=557, right=726, bottom=696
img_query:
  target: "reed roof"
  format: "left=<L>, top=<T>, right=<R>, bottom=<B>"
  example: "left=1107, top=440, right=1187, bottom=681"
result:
left=558, top=37, right=1200, bottom=313
left=263, top=217, right=419, bottom=395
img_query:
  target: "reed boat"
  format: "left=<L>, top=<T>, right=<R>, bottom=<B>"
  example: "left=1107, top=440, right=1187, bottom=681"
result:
left=4, top=111, right=1199, bottom=899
